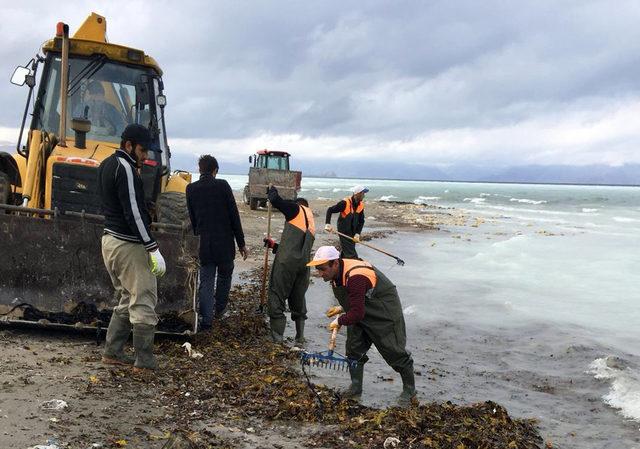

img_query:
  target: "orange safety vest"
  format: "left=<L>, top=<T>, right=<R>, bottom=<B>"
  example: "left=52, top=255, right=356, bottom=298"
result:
left=341, top=258, right=377, bottom=288
left=288, top=205, right=315, bottom=235
left=340, top=196, right=364, bottom=218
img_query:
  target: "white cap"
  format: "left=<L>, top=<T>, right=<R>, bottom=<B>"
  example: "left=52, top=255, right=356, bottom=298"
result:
left=352, top=185, right=369, bottom=194
left=307, top=246, right=341, bottom=267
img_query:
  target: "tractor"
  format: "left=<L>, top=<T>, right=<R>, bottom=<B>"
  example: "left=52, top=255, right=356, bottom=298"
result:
left=0, top=13, right=198, bottom=333
left=243, top=149, right=301, bottom=210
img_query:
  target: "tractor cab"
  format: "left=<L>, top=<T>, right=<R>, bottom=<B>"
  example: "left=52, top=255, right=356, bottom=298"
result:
left=250, top=150, right=291, bottom=170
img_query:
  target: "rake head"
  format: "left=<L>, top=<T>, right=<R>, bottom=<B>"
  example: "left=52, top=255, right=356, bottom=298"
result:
left=300, top=349, right=357, bottom=371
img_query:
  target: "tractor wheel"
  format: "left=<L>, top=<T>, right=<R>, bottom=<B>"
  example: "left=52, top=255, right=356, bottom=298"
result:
left=0, top=171, right=9, bottom=206
left=249, top=197, right=259, bottom=210
left=158, top=191, right=189, bottom=225
left=242, top=185, right=250, bottom=205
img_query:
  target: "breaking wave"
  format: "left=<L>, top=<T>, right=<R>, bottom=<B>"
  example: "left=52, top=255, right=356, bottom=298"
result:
left=378, top=195, right=398, bottom=202
left=589, top=356, right=640, bottom=422
left=509, top=198, right=547, bottom=205
left=413, top=196, right=440, bottom=205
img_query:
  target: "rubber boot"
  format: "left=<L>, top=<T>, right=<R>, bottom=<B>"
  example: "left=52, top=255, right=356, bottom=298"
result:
left=269, top=316, right=286, bottom=343
left=341, top=362, right=364, bottom=398
left=102, top=313, right=134, bottom=366
left=132, top=323, right=157, bottom=372
left=397, top=366, right=417, bottom=407
left=294, top=320, right=305, bottom=346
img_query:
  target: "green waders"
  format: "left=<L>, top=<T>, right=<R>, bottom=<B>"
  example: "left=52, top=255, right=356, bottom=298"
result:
left=268, top=205, right=315, bottom=343
left=332, top=264, right=416, bottom=405
left=336, top=197, right=363, bottom=259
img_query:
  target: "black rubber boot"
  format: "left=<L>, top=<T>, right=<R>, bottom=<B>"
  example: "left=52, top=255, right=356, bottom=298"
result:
left=132, top=323, right=157, bottom=371
left=294, top=320, right=305, bottom=346
left=397, top=366, right=417, bottom=407
left=269, top=316, right=286, bottom=343
left=102, top=312, right=133, bottom=365
left=341, top=362, right=364, bottom=398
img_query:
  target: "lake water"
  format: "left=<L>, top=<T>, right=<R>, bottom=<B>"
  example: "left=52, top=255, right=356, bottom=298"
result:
left=221, top=173, right=640, bottom=448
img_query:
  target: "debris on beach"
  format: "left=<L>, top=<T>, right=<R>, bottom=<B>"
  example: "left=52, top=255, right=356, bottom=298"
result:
left=82, top=269, right=544, bottom=448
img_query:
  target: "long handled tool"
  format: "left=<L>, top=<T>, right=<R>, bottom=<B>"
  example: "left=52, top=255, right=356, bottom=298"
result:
left=300, top=328, right=357, bottom=371
left=258, top=201, right=273, bottom=313
left=332, top=229, right=405, bottom=266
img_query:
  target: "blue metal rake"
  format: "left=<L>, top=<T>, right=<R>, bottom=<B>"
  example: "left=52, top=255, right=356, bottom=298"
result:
left=300, top=328, right=357, bottom=371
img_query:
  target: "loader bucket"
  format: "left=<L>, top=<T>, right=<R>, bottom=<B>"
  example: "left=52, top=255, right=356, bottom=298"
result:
left=0, top=208, right=199, bottom=334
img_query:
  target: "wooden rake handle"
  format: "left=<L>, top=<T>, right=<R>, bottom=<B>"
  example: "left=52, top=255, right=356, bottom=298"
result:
left=331, top=229, right=405, bottom=266
left=328, top=327, right=338, bottom=352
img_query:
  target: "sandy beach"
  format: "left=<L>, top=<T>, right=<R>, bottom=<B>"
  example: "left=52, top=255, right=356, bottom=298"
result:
left=0, top=196, right=544, bottom=449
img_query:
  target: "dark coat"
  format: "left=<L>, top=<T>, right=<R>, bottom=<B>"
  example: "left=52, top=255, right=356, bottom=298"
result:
left=186, top=174, right=245, bottom=264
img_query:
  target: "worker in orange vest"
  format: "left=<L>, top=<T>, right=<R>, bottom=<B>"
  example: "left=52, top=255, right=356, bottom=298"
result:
left=324, top=185, right=367, bottom=258
left=307, top=245, right=416, bottom=407
left=263, top=186, right=315, bottom=344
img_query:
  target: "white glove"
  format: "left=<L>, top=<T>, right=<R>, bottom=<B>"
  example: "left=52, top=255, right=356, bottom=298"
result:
left=353, top=233, right=361, bottom=242
left=149, top=249, right=166, bottom=277
left=324, top=224, right=333, bottom=232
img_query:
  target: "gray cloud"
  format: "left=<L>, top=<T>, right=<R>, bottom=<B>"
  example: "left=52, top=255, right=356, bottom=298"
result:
left=2, top=0, right=640, bottom=167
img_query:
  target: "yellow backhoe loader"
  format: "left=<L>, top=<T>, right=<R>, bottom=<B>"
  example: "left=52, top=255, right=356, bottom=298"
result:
left=0, top=13, right=198, bottom=334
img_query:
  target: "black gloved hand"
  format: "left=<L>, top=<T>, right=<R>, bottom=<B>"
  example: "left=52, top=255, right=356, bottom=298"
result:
left=263, top=238, right=278, bottom=254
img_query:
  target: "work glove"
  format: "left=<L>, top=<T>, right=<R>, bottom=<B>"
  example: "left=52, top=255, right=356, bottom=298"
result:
left=325, top=305, right=344, bottom=318
left=328, top=316, right=341, bottom=331
left=353, top=233, right=361, bottom=243
left=324, top=224, right=333, bottom=233
left=263, top=237, right=279, bottom=254
left=149, top=249, right=166, bottom=277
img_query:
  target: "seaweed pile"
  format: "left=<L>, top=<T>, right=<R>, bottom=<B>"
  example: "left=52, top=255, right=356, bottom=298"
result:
left=98, top=272, right=544, bottom=448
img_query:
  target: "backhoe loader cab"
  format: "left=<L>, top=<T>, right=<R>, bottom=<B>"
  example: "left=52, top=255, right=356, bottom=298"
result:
left=0, top=13, right=198, bottom=334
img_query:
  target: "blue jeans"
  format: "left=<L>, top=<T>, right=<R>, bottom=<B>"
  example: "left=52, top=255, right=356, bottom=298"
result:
left=199, top=261, right=234, bottom=327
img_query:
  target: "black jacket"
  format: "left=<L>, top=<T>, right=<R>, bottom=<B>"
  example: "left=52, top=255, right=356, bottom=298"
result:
left=97, top=149, right=157, bottom=251
left=186, top=174, right=245, bottom=264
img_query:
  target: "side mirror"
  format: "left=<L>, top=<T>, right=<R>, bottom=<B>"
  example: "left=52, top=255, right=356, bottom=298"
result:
left=157, top=94, right=166, bottom=108
left=248, top=155, right=253, bottom=164
left=10, top=66, right=30, bottom=86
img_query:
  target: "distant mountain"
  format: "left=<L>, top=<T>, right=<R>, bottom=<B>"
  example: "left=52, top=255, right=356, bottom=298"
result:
left=2, top=145, right=639, bottom=185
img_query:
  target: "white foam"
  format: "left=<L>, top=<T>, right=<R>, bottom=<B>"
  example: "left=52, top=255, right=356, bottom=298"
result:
left=463, top=197, right=486, bottom=204
left=403, top=305, right=417, bottom=316
left=613, top=216, right=640, bottom=223
left=582, top=208, right=599, bottom=213
left=316, top=196, right=331, bottom=200
left=413, top=196, right=440, bottom=204
left=589, top=357, right=640, bottom=422
left=378, top=195, right=397, bottom=202
left=509, top=198, right=547, bottom=205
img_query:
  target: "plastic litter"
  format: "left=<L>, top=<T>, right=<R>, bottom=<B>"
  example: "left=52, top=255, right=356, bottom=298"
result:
left=383, top=436, right=401, bottom=448
left=40, top=399, right=68, bottom=411
left=181, top=342, right=204, bottom=359
left=29, top=438, right=60, bottom=449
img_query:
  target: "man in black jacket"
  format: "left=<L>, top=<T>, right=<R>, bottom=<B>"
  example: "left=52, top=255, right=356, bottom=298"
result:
left=98, top=124, right=166, bottom=373
left=187, top=155, right=248, bottom=331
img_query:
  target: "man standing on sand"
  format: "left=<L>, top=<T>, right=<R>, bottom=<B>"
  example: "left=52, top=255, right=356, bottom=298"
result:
left=307, top=245, right=417, bottom=407
left=98, top=124, right=165, bottom=373
left=186, top=155, right=248, bottom=331
left=262, top=186, right=315, bottom=344
left=324, top=185, right=368, bottom=259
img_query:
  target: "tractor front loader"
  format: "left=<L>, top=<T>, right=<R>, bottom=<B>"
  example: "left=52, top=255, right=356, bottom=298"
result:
left=0, top=13, right=199, bottom=334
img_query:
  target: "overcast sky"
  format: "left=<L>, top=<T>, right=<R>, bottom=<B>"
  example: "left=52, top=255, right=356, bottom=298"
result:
left=1, top=0, right=640, bottom=168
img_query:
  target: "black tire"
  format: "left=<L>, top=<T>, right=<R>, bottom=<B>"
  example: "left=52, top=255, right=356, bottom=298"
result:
left=249, top=197, right=259, bottom=210
left=0, top=171, right=9, bottom=206
left=243, top=185, right=250, bottom=205
left=259, top=199, right=267, bottom=208
left=158, top=191, right=188, bottom=225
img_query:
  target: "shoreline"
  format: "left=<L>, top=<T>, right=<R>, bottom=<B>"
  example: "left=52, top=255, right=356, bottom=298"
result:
left=0, top=198, right=546, bottom=448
